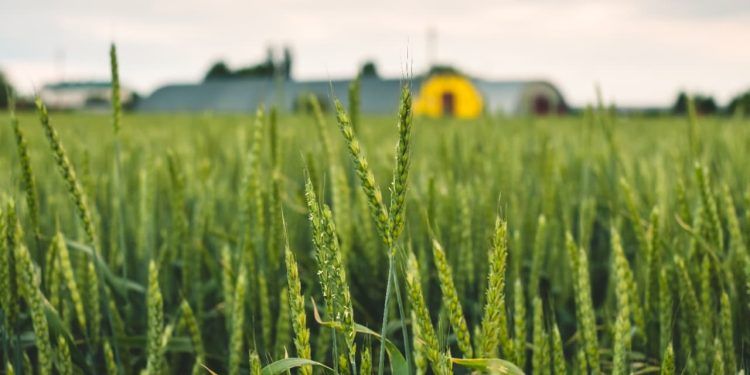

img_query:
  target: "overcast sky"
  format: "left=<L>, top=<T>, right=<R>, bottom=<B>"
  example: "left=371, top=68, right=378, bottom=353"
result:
left=2, top=0, right=749, bottom=107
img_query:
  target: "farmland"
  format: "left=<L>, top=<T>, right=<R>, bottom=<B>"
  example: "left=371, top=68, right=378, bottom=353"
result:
left=1, top=92, right=750, bottom=375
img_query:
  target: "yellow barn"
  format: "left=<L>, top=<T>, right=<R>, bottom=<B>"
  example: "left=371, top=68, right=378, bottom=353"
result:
left=413, top=74, right=484, bottom=119
left=412, top=73, right=567, bottom=119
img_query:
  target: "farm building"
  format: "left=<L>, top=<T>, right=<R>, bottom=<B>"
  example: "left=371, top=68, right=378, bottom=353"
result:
left=39, top=81, right=135, bottom=110
left=138, top=74, right=566, bottom=117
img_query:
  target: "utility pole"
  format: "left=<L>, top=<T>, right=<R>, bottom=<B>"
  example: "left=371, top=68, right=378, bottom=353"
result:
left=426, top=27, right=437, bottom=70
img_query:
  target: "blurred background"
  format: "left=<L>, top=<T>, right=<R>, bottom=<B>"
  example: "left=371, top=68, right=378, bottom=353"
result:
left=1, top=0, right=750, bottom=114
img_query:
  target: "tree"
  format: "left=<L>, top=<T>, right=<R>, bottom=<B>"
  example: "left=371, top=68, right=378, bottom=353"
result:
left=204, top=59, right=276, bottom=81
left=673, top=92, right=689, bottom=113
left=204, top=61, right=232, bottom=81
left=672, top=91, right=717, bottom=115
left=281, top=46, right=293, bottom=79
left=359, top=61, right=379, bottom=78
left=204, top=47, right=293, bottom=81
left=428, top=64, right=462, bottom=76
left=0, top=70, right=15, bottom=108
left=234, top=60, right=275, bottom=78
left=728, top=89, right=750, bottom=116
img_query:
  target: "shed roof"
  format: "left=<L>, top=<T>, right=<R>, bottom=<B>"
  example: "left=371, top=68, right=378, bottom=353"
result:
left=138, top=77, right=416, bottom=113
left=44, top=81, right=112, bottom=90
left=137, top=76, right=566, bottom=115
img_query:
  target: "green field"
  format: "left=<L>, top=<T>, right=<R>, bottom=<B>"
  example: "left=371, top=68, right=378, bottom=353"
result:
left=1, top=100, right=749, bottom=375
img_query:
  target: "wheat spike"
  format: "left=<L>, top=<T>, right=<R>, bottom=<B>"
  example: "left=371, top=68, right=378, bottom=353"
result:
left=56, top=336, right=74, bottom=375
left=146, top=261, right=164, bottom=375
left=389, top=84, right=412, bottom=240
left=529, top=214, right=547, bottom=297
left=16, top=243, right=53, bottom=375
left=551, top=323, right=566, bottom=375
left=513, top=278, right=527, bottom=369
left=36, top=97, right=99, bottom=249
left=54, top=232, right=87, bottom=330
left=695, top=163, right=723, bottom=251
left=432, top=238, right=473, bottom=358
left=719, top=292, right=736, bottom=373
left=479, top=217, right=510, bottom=358
left=333, top=98, right=391, bottom=247
left=285, top=246, right=312, bottom=374
left=249, top=350, right=262, bottom=375
left=180, top=300, right=205, bottom=375
left=531, top=297, right=548, bottom=375
left=406, top=251, right=450, bottom=375
left=229, top=265, right=247, bottom=375
left=104, top=340, right=119, bottom=375
left=8, top=95, right=41, bottom=246
left=274, top=287, right=291, bottom=357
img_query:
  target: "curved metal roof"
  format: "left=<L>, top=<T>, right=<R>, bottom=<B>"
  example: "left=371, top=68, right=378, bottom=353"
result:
left=137, top=76, right=566, bottom=115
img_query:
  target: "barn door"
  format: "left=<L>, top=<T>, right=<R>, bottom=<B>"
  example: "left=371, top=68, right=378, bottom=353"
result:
left=441, top=92, right=455, bottom=117
left=533, top=95, right=551, bottom=115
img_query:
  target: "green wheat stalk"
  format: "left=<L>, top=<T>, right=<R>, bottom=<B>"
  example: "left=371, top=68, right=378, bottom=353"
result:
left=229, top=265, right=247, bottom=375
left=57, top=336, right=73, bottom=375
left=620, top=178, right=648, bottom=258
left=109, top=42, right=127, bottom=278
left=479, top=217, right=510, bottom=358
left=695, top=163, right=723, bottom=251
left=274, top=286, right=291, bottom=357
left=180, top=300, right=205, bottom=375
left=4, top=201, right=22, bottom=330
left=221, top=244, right=234, bottom=328
left=8, top=94, right=41, bottom=249
left=565, top=233, right=599, bottom=374
left=711, top=337, right=724, bottom=375
left=512, top=278, right=526, bottom=369
left=551, top=323, right=566, bottom=375
left=529, top=214, right=547, bottom=298
left=0, top=204, right=12, bottom=329
left=16, top=243, right=52, bottom=375
left=258, top=269, right=273, bottom=349
left=304, top=176, right=357, bottom=370
left=658, top=268, right=672, bottom=356
left=54, top=232, right=87, bottom=331
left=104, top=340, right=118, bottom=375
left=81, top=262, right=100, bottom=345
left=722, top=184, right=745, bottom=273
left=334, top=98, right=391, bottom=246
left=284, top=245, right=312, bottom=375
left=146, top=261, right=164, bottom=375
left=360, top=346, right=372, bottom=375
left=35, top=97, right=99, bottom=249
left=432, top=238, right=472, bottom=358
left=110, top=43, right=122, bottom=135
left=531, top=297, right=548, bottom=375
left=249, top=350, right=262, bottom=375
left=388, top=84, right=412, bottom=240
left=719, top=292, right=736, bottom=373
left=44, top=234, right=60, bottom=309
left=405, top=251, right=451, bottom=375
left=645, top=207, right=661, bottom=317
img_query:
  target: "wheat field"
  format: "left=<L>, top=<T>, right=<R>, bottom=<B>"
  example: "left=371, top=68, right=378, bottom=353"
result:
left=1, top=49, right=749, bottom=375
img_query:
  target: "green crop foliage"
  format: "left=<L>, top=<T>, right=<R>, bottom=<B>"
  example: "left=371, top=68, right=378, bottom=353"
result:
left=1, top=51, right=749, bottom=375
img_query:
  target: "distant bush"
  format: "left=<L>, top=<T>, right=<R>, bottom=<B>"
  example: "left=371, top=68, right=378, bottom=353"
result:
left=0, top=69, right=15, bottom=108
left=672, top=91, right=718, bottom=115
left=204, top=47, right=293, bottom=81
left=728, top=89, right=750, bottom=116
left=359, top=61, right=379, bottom=78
